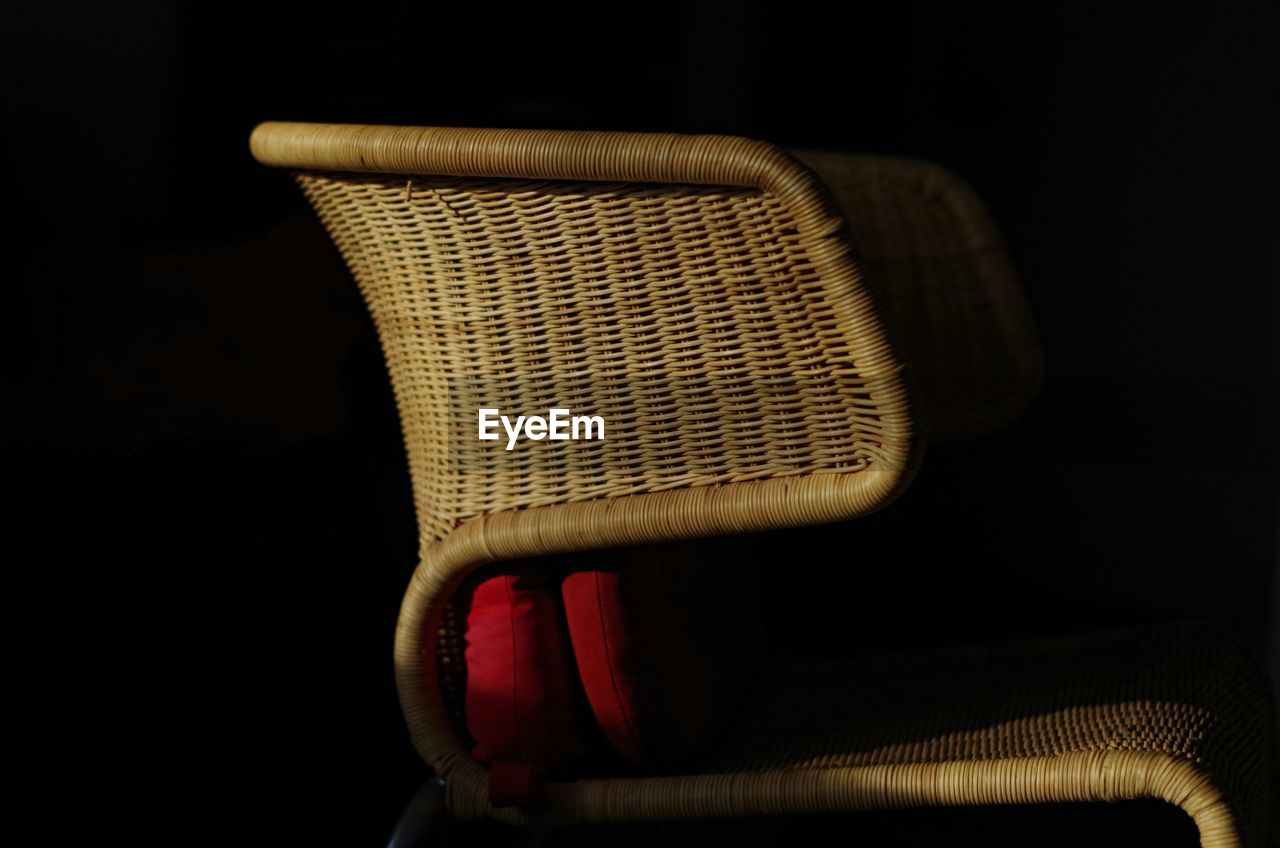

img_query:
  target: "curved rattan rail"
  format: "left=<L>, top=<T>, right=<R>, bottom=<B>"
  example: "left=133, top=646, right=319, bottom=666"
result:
left=251, top=122, right=1274, bottom=847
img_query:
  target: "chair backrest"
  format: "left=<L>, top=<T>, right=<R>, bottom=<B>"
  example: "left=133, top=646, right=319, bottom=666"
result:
left=251, top=123, right=921, bottom=550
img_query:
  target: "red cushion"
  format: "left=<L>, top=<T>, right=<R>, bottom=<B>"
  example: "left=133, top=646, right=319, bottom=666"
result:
left=461, top=564, right=587, bottom=772
left=560, top=541, right=756, bottom=770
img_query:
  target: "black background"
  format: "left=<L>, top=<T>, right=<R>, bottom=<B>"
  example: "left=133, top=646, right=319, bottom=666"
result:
left=6, top=3, right=1277, bottom=845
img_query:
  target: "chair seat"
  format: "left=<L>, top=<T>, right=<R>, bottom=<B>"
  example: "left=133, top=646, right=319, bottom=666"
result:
left=706, top=624, right=1266, bottom=776
left=500, top=625, right=1275, bottom=848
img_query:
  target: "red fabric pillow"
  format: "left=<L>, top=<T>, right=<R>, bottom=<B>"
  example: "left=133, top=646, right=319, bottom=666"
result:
left=461, top=563, right=588, bottom=774
left=560, top=541, right=758, bottom=770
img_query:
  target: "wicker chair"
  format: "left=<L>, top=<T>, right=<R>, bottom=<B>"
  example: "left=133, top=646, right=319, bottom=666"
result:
left=250, top=122, right=1277, bottom=847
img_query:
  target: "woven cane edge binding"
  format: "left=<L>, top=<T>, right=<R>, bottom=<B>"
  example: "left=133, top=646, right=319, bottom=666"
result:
left=519, top=751, right=1239, bottom=844
left=582, top=752, right=1236, bottom=845
left=254, top=121, right=830, bottom=196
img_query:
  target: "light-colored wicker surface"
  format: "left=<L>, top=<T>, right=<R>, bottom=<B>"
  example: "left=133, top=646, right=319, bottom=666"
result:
left=252, top=122, right=1276, bottom=847
left=294, top=170, right=912, bottom=542
left=514, top=625, right=1275, bottom=847
left=253, top=122, right=916, bottom=546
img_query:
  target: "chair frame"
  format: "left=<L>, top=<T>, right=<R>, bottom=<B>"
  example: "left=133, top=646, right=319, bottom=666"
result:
left=251, top=122, right=1272, bottom=847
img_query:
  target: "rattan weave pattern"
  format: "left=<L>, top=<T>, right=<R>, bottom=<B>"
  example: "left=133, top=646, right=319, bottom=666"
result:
left=296, top=172, right=903, bottom=543
left=706, top=626, right=1271, bottom=791
left=252, top=123, right=1276, bottom=847
left=530, top=625, right=1275, bottom=847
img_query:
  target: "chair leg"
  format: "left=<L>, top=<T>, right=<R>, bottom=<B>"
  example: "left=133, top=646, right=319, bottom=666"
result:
left=387, top=777, right=447, bottom=848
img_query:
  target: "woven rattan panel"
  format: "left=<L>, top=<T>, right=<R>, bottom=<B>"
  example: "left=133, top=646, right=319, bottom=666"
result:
left=299, top=172, right=898, bottom=542
left=701, top=625, right=1275, bottom=845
